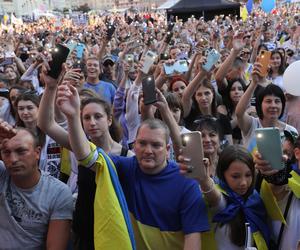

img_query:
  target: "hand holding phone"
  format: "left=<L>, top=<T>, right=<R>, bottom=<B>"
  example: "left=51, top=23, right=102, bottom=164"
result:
left=256, top=50, right=271, bottom=78
left=48, top=44, right=70, bottom=79
left=255, top=127, right=284, bottom=170
left=181, top=132, right=205, bottom=179
left=202, top=48, right=220, bottom=72
left=106, top=24, right=116, bottom=40
left=141, top=51, right=157, bottom=74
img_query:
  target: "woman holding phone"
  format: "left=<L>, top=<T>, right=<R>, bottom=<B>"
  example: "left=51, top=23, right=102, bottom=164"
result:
left=254, top=135, right=300, bottom=250
left=235, top=63, right=297, bottom=153
left=38, top=69, right=134, bottom=250
left=182, top=64, right=232, bottom=146
left=180, top=145, right=270, bottom=249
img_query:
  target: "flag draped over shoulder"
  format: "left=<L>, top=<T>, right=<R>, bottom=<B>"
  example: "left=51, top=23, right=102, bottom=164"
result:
left=93, top=148, right=136, bottom=250
left=213, top=181, right=269, bottom=250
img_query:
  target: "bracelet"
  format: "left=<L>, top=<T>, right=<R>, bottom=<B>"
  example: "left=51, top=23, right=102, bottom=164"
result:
left=201, top=178, right=215, bottom=194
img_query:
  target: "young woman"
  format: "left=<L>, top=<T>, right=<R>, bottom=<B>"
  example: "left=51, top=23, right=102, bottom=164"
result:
left=268, top=49, right=286, bottom=91
left=182, top=74, right=232, bottom=144
left=4, top=65, right=20, bottom=87
left=196, top=116, right=221, bottom=178
left=38, top=71, right=134, bottom=250
left=254, top=135, right=300, bottom=250
left=15, top=92, right=63, bottom=178
left=236, top=64, right=298, bottom=152
left=219, top=78, right=246, bottom=144
left=193, top=145, right=270, bottom=249
left=168, top=76, right=188, bottom=99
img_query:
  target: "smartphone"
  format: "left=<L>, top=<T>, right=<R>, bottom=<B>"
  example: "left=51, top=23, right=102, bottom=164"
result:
left=141, top=51, right=157, bottom=74
left=174, top=60, right=188, bottom=73
left=76, top=43, right=85, bottom=59
left=142, top=75, right=157, bottom=105
left=160, top=53, right=169, bottom=61
left=255, top=127, right=284, bottom=170
left=48, top=44, right=70, bottom=79
left=163, top=63, right=175, bottom=75
left=0, top=58, right=13, bottom=66
left=5, top=51, right=15, bottom=58
left=0, top=88, right=9, bottom=99
left=168, top=22, right=175, bottom=32
left=202, top=48, right=220, bottom=72
left=181, top=131, right=205, bottom=179
left=106, top=24, right=116, bottom=40
left=256, top=50, right=271, bottom=77
left=125, top=54, right=135, bottom=72
left=72, top=59, right=85, bottom=71
left=165, top=31, right=173, bottom=44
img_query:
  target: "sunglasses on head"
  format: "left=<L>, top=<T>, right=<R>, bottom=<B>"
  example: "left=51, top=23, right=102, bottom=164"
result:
left=103, top=60, right=114, bottom=67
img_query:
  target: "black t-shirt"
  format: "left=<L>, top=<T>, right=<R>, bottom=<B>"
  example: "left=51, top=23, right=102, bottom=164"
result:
left=184, top=104, right=232, bottom=140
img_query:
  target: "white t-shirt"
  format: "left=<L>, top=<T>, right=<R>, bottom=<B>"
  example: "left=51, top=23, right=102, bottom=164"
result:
left=271, top=192, right=300, bottom=250
left=212, top=195, right=249, bottom=250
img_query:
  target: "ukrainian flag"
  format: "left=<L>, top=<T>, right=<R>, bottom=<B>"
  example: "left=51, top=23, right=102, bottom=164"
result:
left=93, top=147, right=136, bottom=250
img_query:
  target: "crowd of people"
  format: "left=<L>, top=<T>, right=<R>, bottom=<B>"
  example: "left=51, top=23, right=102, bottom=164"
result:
left=0, top=2, right=300, bottom=250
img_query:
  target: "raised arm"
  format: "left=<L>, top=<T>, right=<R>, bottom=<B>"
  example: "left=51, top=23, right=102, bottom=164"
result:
left=235, top=64, right=260, bottom=136
left=56, top=84, right=90, bottom=160
left=38, top=68, right=71, bottom=149
left=215, top=34, right=245, bottom=90
left=182, top=69, right=207, bottom=118
left=154, top=89, right=182, bottom=157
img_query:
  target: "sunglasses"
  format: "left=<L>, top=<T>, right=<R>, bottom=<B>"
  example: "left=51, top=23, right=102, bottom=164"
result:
left=103, top=61, right=114, bottom=67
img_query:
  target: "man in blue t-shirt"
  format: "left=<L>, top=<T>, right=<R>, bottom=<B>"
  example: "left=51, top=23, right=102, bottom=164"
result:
left=59, top=80, right=210, bottom=250
left=83, top=56, right=116, bottom=104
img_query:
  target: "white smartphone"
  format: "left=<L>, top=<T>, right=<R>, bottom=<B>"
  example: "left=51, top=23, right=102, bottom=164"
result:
left=174, top=60, right=188, bottom=73
left=181, top=131, right=205, bottom=179
left=255, top=127, right=284, bottom=170
left=125, top=54, right=135, bottom=72
left=141, top=50, right=157, bottom=74
left=202, top=48, right=220, bottom=72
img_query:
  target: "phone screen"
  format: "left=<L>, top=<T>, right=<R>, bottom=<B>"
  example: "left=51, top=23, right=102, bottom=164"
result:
left=142, top=75, right=157, bottom=105
left=107, top=25, right=116, bottom=40
left=48, top=44, right=70, bottom=79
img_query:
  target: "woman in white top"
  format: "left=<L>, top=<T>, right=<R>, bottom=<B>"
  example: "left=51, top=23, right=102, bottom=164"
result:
left=236, top=63, right=298, bottom=152
left=267, top=49, right=286, bottom=91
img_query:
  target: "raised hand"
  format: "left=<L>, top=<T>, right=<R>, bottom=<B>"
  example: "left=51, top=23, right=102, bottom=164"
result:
left=232, top=31, right=246, bottom=52
left=56, top=84, right=80, bottom=118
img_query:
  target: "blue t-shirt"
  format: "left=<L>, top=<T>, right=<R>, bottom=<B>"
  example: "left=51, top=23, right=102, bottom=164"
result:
left=83, top=81, right=116, bottom=104
left=110, top=155, right=210, bottom=249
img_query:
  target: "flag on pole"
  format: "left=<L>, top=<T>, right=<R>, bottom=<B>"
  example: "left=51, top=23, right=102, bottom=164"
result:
left=241, top=6, right=248, bottom=21
left=246, top=0, right=253, bottom=14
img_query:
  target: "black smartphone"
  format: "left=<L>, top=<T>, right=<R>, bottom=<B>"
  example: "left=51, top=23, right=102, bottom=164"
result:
left=0, top=88, right=9, bottom=99
left=48, top=44, right=70, bottom=79
left=72, top=59, right=85, bottom=71
left=167, top=22, right=175, bottom=32
left=142, top=75, right=157, bottom=105
left=165, top=31, right=173, bottom=44
left=160, top=53, right=169, bottom=61
left=106, top=24, right=116, bottom=40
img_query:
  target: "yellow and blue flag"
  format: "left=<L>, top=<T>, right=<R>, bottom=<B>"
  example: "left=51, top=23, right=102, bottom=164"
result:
left=93, top=147, right=136, bottom=250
